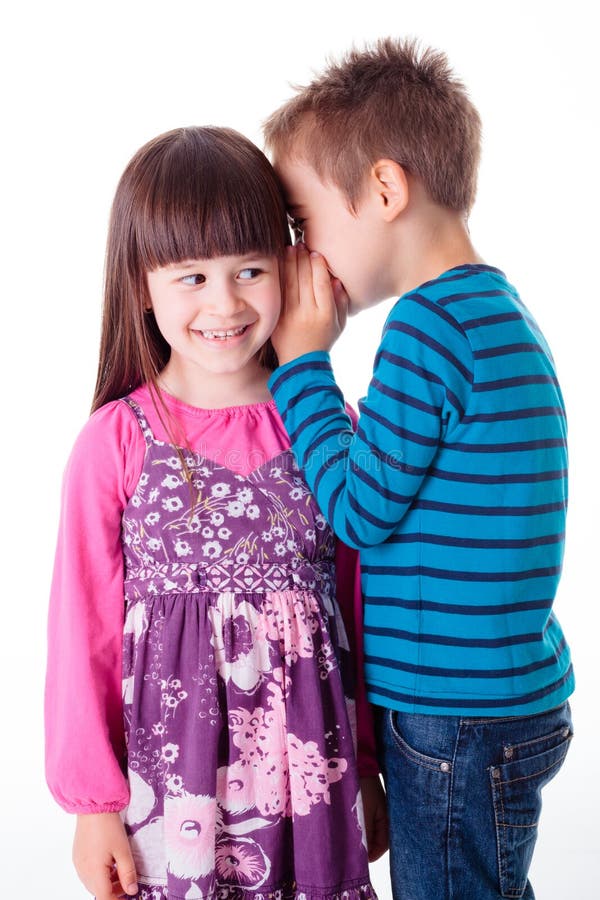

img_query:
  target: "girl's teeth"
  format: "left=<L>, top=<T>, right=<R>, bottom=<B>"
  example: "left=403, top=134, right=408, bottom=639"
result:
left=201, top=326, right=247, bottom=340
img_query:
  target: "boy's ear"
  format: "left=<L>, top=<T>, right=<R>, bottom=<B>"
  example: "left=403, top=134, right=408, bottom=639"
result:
left=369, top=159, right=409, bottom=221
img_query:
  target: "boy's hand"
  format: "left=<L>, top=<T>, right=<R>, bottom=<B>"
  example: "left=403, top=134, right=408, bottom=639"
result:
left=360, top=775, right=389, bottom=862
left=73, top=812, right=138, bottom=898
left=272, top=243, right=349, bottom=366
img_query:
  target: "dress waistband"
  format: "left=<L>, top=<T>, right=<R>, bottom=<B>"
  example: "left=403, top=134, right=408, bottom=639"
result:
left=124, top=559, right=335, bottom=597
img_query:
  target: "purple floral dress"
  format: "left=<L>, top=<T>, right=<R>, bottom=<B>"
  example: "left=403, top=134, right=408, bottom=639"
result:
left=119, top=399, right=375, bottom=900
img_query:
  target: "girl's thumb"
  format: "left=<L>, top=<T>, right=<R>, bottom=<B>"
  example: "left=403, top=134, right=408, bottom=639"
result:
left=115, top=846, right=138, bottom=896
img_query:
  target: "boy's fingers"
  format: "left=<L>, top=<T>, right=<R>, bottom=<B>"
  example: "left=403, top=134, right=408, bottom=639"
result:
left=284, top=245, right=299, bottom=310
left=310, top=252, right=335, bottom=310
left=297, top=244, right=316, bottom=307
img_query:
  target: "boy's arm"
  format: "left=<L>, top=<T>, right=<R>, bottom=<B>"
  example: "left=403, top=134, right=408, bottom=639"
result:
left=269, top=257, right=473, bottom=548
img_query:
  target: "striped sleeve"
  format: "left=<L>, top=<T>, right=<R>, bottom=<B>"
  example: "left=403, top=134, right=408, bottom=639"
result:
left=269, top=295, right=473, bottom=549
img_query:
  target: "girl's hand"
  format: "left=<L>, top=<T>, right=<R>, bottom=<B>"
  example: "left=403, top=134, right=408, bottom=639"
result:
left=73, top=812, right=138, bottom=898
left=360, top=775, right=389, bottom=862
left=272, top=243, right=349, bottom=366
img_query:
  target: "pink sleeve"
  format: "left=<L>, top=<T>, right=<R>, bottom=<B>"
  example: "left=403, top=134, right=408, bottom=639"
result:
left=45, top=401, right=145, bottom=813
left=333, top=402, right=379, bottom=777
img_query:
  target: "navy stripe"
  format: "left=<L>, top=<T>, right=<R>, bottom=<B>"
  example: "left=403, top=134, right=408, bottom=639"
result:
left=361, top=404, right=439, bottom=447
left=348, top=490, right=398, bottom=531
left=368, top=354, right=465, bottom=418
left=364, top=624, right=543, bottom=648
left=368, top=665, right=573, bottom=710
left=473, top=374, right=559, bottom=392
left=269, top=358, right=331, bottom=393
left=281, top=382, right=344, bottom=416
left=408, top=292, right=469, bottom=337
left=356, top=425, right=428, bottom=476
left=313, top=449, right=346, bottom=495
left=288, top=407, right=342, bottom=445
left=350, top=461, right=414, bottom=504
left=429, top=466, right=567, bottom=485
left=365, top=638, right=564, bottom=677
left=438, top=288, right=514, bottom=307
left=327, top=481, right=344, bottom=529
left=412, top=499, right=566, bottom=516
left=441, top=437, right=567, bottom=453
left=474, top=343, right=545, bottom=360
left=463, top=311, right=523, bottom=330
left=385, top=532, right=565, bottom=549
left=371, top=378, right=441, bottom=416
left=302, top=426, right=349, bottom=470
left=414, top=265, right=506, bottom=293
left=366, top=595, right=554, bottom=615
left=387, top=322, right=472, bottom=383
left=363, top=564, right=561, bottom=582
left=461, top=406, right=565, bottom=423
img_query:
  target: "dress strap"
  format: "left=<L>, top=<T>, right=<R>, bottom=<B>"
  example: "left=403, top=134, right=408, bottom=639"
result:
left=121, top=397, right=155, bottom=447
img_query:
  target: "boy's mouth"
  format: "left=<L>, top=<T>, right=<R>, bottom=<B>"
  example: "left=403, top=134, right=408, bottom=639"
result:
left=197, top=325, right=249, bottom=341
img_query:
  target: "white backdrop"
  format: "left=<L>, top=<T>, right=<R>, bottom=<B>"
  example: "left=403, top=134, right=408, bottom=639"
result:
left=1, top=1, right=597, bottom=896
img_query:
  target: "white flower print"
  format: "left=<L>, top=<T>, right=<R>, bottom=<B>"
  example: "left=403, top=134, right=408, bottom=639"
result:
left=261, top=530, right=273, bottom=542
left=175, top=540, right=193, bottom=558
left=152, top=722, right=166, bottom=736
left=218, top=527, right=232, bottom=540
left=305, top=529, right=316, bottom=542
left=203, top=541, right=222, bottom=559
left=131, top=495, right=142, bottom=508
left=147, top=538, right=162, bottom=552
left=201, top=527, right=214, bottom=539
left=211, top=512, right=224, bottom=526
left=162, top=474, right=182, bottom=489
left=165, top=456, right=182, bottom=470
left=270, top=466, right=282, bottom=478
left=315, top=513, right=327, bottom=530
left=138, top=473, right=150, bottom=487
left=163, top=496, right=184, bottom=512
left=161, top=743, right=179, bottom=763
left=148, top=488, right=159, bottom=503
left=272, top=526, right=284, bottom=538
left=236, top=553, right=249, bottom=565
left=286, top=539, right=297, bottom=551
left=226, top=500, right=245, bottom=518
left=274, top=543, right=286, bottom=557
left=145, top=512, right=160, bottom=526
left=246, top=505, right=260, bottom=520
left=166, top=774, right=184, bottom=793
left=236, top=487, right=253, bottom=504
left=289, top=488, right=304, bottom=501
left=211, top=482, right=231, bottom=499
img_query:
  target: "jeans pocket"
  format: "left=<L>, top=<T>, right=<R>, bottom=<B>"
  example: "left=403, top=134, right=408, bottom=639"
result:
left=489, top=722, right=573, bottom=898
left=387, top=710, right=453, bottom=774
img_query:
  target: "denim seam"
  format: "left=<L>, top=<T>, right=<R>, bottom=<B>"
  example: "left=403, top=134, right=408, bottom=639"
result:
left=446, top=720, right=463, bottom=900
left=502, top=726, right=571, bottom=757
left=495, top=745, right=571, bottom=788
left=386, top=710, right=452, bottom=772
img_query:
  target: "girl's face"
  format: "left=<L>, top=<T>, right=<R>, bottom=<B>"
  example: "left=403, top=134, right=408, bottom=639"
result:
left=146, top=254, right=281, bottom=388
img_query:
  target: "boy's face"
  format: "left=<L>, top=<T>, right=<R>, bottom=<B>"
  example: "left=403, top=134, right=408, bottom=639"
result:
left=274, top=155, right=394, bottom=313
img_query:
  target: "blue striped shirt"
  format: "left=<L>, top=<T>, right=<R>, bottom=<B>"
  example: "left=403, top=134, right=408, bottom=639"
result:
left=269, top=265, right=574, bottom=715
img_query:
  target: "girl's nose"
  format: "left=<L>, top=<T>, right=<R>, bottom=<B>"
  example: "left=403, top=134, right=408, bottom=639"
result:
left=204, top=282, right=246, bottom=318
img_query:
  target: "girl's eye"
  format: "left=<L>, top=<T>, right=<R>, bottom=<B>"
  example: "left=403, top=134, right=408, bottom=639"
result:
left=181, top=274, right=205, bottom=286
left=238, top=268, right=262, bottom=280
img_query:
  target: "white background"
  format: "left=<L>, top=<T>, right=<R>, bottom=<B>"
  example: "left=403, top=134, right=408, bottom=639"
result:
left=1, top=0, right=598, bottom=896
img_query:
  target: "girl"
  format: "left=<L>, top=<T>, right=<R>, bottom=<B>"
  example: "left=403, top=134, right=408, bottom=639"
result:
left=45, top=126, right=386, bottom=900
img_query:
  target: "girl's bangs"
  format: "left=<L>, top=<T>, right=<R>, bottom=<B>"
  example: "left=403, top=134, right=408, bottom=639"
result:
left=134, top=135, right=289, bottom=271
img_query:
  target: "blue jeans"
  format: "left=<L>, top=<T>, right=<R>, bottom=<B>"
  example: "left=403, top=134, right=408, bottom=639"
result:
left=374, top=702, right=573, bottom=900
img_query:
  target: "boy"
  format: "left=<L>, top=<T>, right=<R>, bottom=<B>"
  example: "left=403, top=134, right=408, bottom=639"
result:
left=263, top=39, right=574, bottom=900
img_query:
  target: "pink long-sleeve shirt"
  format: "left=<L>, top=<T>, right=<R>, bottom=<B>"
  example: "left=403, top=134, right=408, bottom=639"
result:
left=45, top=385, right=378, bottom=814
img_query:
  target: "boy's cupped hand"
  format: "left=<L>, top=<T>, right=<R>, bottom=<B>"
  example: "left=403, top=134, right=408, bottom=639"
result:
left=272, top=243, right=349, bottom=366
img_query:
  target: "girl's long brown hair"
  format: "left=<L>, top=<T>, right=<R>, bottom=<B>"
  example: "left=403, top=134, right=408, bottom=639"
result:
left=92, top=126, right=291, bottom=413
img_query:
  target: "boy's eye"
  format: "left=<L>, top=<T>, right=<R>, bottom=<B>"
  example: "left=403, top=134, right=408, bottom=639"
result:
left=238, top=268, right=262, bottom=280
left=180, top=273, right=205, bottom=286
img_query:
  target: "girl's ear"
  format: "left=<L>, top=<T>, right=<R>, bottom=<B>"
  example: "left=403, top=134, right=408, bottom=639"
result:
left=369, top=159, right=409, bottom=222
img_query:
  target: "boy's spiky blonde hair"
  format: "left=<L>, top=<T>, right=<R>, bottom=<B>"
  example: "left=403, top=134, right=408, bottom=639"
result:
left=264, top=38, right=481, bottom=213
